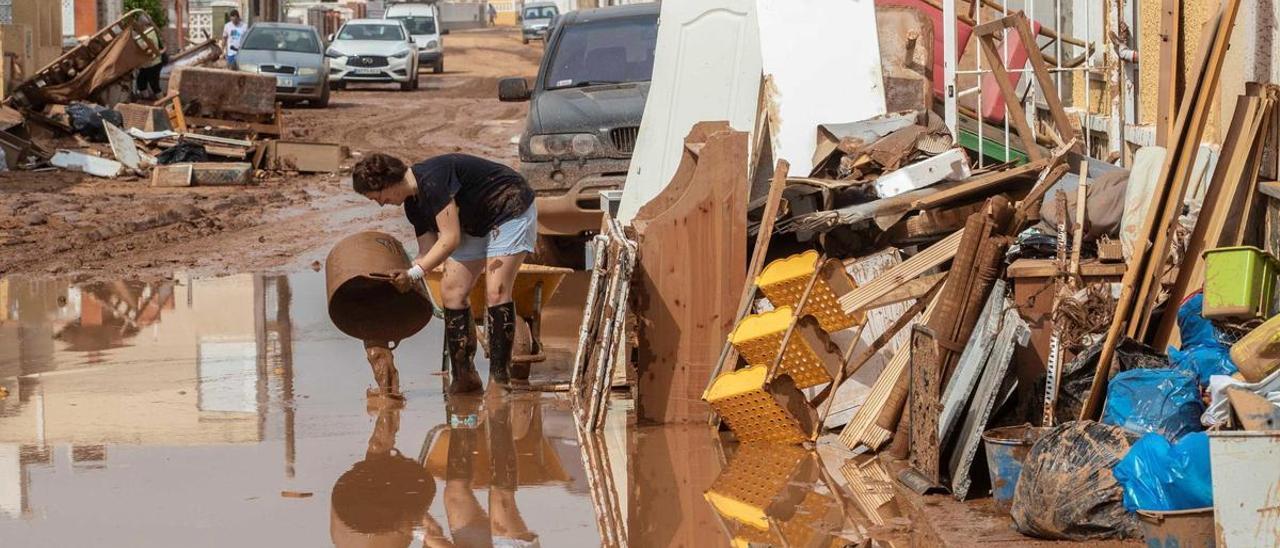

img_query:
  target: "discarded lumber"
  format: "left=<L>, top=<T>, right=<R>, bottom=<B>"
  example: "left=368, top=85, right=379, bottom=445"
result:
left=839, top=229, right=964, bottom=315
left=634, top=122, right=747, bottom=424
left=1082, top=0, right=1242, bottom=420
left=839, top=290, right=942, bottom=451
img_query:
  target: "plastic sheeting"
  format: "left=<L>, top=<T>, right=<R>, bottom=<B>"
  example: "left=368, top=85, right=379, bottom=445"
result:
left=1168, top=293, right=1237, bottom=386
left=1102, top=368, right=1205, bottom=440
left=1113, top=432, right=1212, bottom=512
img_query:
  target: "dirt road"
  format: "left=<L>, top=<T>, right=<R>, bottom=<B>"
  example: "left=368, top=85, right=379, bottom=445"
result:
left=0, top=29, right=542, bottom=280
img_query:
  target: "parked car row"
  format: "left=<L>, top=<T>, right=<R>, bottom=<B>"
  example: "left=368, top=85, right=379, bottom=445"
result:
left=232, top=2, right=448, bottom=106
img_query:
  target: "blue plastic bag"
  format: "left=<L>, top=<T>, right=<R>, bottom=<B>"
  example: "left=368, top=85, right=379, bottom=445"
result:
left=1113, top=432, right=1212, bottom=512
left=1102, top=368, right=1205, bottom=439
left=1168, top=293, right=1238, bottom=386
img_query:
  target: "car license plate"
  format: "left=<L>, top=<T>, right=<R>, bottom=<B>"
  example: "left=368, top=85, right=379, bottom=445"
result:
left=353, top=67, right=382, bottom=74
left=276, top=76, right=293, bottom=87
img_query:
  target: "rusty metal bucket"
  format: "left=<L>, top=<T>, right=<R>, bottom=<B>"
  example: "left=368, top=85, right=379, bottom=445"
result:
left=325, top=231, right=433, bottom=344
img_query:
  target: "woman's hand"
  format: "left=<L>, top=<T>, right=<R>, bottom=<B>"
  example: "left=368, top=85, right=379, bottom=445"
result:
left=390, top=269, right=414, bottom=293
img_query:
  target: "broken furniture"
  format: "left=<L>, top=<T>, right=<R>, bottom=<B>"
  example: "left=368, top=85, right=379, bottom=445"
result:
left=4, top=10, right=161, bottom=112
left=169, top=67, right=285, bottom=137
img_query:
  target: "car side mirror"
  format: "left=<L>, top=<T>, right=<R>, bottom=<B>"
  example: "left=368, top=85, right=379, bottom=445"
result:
left=327, top=33, right=335, bottom=42
left=498, top=77, right=531, bottom=102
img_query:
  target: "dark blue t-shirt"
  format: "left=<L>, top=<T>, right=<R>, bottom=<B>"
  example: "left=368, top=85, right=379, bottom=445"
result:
left=403, top=154, right=533, bottom=237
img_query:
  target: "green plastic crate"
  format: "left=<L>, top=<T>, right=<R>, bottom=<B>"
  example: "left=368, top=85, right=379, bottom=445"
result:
left=1203, top=246, right=1280, bottom=320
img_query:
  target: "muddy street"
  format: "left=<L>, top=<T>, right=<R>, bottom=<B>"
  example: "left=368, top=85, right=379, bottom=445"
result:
left=0, top=29, right=542, bottom=282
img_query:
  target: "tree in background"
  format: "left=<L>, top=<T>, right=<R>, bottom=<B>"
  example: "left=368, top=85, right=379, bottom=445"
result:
left=125, top=0, right=168, bottom=30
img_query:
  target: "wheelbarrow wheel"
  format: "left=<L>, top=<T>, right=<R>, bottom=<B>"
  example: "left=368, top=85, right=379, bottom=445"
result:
left=512, top=315, right=542, bottom=363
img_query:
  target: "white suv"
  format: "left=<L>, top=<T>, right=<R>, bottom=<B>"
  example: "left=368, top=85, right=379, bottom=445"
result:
left=326, top=19, right=420, bottom=91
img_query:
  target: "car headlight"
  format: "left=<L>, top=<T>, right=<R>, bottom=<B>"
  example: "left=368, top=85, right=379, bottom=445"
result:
left=325, top=48, right=346, bottom=59
left=239, top=63, right=259, bottom=73
left=390, top=50, right=410, bottom=59
left=297, top=67, right=318, bottom=76
left=426, top=40, right=438, bottom=49
left=529, top=134, right=599, bottom=157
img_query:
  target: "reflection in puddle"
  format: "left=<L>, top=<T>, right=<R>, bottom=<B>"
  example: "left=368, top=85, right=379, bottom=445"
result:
left=0, top=272, right=912, bottom=547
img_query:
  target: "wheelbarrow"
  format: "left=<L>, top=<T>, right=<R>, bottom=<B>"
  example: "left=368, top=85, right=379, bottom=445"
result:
left=423, top=263, right=574, bottom=366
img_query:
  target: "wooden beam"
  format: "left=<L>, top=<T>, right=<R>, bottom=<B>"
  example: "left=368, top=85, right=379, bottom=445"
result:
left=1156, top=0, right=1181, bottom=146
left=838, top=229, right=964, bottom=315
left=976, top=33, right=1044, bottom=162
left=704, top=159, right=790, bottom=402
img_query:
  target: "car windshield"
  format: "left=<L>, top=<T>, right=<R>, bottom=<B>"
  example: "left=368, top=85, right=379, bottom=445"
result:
left=240, top=27, right=321, bottom=53
left=544, top=15, right=657, bottom=90
left=390, top=16, right=436, bottom=35
left=337, top=23, right=405, bottom=41
left=523, top=6, right=557, bottom=20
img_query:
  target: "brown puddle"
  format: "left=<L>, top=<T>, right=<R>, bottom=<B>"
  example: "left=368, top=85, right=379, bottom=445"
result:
left=0, top=272, right=915, bottom=547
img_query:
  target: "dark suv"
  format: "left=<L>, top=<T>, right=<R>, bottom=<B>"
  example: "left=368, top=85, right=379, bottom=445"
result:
left=498, top=4, right=659, bottom=257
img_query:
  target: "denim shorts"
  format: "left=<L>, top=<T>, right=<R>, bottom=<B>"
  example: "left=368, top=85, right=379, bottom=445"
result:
left=451, top=204, right=537, bottom=262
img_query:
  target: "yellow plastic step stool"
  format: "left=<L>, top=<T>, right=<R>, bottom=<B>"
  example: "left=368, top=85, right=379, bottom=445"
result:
left=757, top=250, right=864, bottom=332
left=704, top=366, right=817, bottom=444
left=728, top=306, right=842, bottom=389
left=704, top=444, right=808, bottom=531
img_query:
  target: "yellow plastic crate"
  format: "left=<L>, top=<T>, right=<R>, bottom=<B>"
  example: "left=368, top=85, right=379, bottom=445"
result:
left=728, top=307, right=840, bottom=389
left=704, top=366, right=812, bottom=444
left=757, top=250, right=863, bottom=332
left=704, top=443, right=807, bottom=531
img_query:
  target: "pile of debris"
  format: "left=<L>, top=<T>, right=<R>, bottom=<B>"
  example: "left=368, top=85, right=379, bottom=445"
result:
left=0, top=9, right=343, bottom=188
left=575, top=1, right=1280, bottom=545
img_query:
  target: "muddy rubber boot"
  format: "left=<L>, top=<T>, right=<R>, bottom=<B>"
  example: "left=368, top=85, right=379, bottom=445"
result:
left=444, top=307, right=483, bottom=394
left=487, top=396, right=518, bottom=490
left=487, top=302, right=516, bottom=388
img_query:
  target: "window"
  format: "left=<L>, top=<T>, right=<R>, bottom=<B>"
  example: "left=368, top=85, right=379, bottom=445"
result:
left=544, top=15, right=658, bottom=90
left=240, top=28, right=322, bottom=54
left=523, top=6, right=558, bottom=20
left=390, top=16, right=437, bottom=35
left=337, top=23, right=406, bottom=42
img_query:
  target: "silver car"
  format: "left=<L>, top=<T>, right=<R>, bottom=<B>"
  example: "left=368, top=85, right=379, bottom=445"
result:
left=326, top=19, right=420, bottom=91
left=521, top=2, right=559, bottom=45
left=236, top=23, right=330, bottom=107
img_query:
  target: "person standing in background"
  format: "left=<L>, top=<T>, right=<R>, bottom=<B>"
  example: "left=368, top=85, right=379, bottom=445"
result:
left=488, top=3, right=498, bottom=26
left=221, top=9, right=248, bottom=68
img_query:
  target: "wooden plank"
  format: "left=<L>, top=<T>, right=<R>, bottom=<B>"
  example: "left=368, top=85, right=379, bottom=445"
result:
left=976, top=33, right=1044, bottom=162
left=150, top=164, right=193, bottom=187
left=1151, top=95, right=1265, bottom=346
left=634, top=122, right=747, bottom=424
left=1156, top=0, right=1180, bottom=146
left=271, top=140, right=346, bottom=173
left=1070, top=160, right=1088, bottom=279
left=838, top=229, right=964, bottom=315
left=1006, top=259, right=1127, bottom=279
left=1082, top=1, right=1240, bottom=420
left=909, top=157, right=1050, bottom=211
left=908, top=325, right=943, bottom=484
left=864, top=272, right=947, bottom=310
left=705, top=159, right=789, bottom=401
left=1011, top=14, right=1079, bottom=146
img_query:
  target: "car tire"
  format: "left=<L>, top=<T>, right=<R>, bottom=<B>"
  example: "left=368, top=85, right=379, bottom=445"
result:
left=531, top=234, right=587, bottom=269
left=400, top=79, right=414, bottom=91
left=433, top=60, right=443, bottom=74
left=313, top=82, right=330, bottom=108
left=522, top=37, right=529, bottom=45
left=333, top=80, right=346, bottom=91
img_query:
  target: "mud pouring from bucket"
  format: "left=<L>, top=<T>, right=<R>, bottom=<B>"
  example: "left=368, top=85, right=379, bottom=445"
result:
left=326, top=231, right=435, bottom=399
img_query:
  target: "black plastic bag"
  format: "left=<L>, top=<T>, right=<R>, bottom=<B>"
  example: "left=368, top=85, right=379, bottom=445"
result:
left=157, top=141, right=208, bottom=165
left=66, top=102, right=124, bottom=143
left=1010, top=420, right=1141, bottom=540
